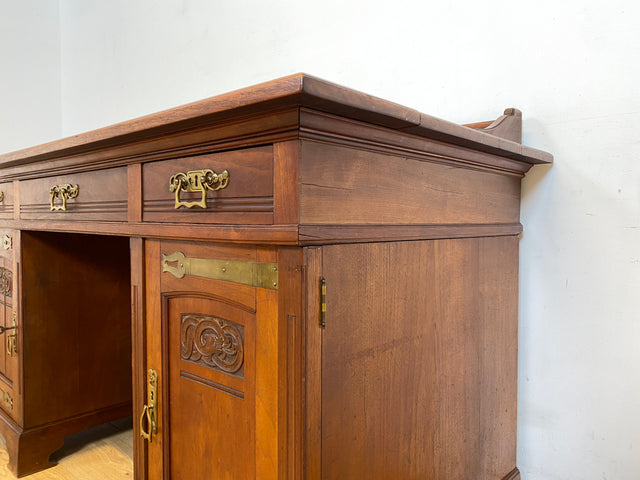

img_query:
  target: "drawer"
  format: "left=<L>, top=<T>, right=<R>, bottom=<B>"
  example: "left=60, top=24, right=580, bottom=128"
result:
left=143, top=146, right=273, bottom=224
left=19, top=167, right=128, bottom=222
left=0, top=183, right=14, bottom=220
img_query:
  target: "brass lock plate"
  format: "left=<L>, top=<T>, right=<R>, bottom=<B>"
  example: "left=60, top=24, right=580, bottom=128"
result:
left=140, top=368, right=158, bottom=442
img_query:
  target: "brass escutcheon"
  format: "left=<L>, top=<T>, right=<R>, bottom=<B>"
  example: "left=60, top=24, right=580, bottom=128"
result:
left=6, top=313, right=17, bottom=357
left=50, top=184, right=79, bottom=211
left=1, top=235, right=11, bottom=250
left=140, top=369, right=158, bottom=442
left=169, top=169, right=229, bottom=209
left=0, top=387, right=12, bottom=410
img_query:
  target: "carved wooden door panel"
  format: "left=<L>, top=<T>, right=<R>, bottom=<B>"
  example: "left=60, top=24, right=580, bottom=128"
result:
left=144, top=239, right=281, bottom=480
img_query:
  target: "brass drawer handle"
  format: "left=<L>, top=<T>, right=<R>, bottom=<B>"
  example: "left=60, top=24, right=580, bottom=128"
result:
left=0, top=192, right=4, bottom=202
left=50, top=184, right=79, bottom=211
left=169, top=169, right=229, bottom=209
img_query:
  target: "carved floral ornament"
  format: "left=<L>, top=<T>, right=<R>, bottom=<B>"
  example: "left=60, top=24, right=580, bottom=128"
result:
left=181, top=314, right=244, bottom=376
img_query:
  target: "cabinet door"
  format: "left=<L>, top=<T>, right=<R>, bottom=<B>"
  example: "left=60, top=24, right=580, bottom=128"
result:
left=143, top=240, right=288, bottom=480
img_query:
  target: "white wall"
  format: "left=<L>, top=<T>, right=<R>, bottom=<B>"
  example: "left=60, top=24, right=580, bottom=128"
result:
left=0, top=0, right=61, bottom=152
left=4, top=1, right=640, bottom=478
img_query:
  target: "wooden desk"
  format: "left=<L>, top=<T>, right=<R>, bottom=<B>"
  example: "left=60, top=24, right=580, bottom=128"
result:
left=0, top=74, right=552, bottom=479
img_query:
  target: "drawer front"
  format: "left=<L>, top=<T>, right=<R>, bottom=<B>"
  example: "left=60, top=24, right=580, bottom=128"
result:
left=20, top=167, right=128, bottom=222
left=143, top=146, right=273, bottom=224
left=0, top=183, right=14, bottom=220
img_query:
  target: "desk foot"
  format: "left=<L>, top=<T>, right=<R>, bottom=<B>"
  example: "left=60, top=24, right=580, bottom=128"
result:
left=0, top=402, right=131, bottom=477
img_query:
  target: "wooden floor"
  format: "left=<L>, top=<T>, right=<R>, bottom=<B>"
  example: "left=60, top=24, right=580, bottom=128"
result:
left=0, top=418, right=133, bottom=480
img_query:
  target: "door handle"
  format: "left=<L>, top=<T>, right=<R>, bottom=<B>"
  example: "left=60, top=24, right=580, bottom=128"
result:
left=140, top=369, right=158, bottom=442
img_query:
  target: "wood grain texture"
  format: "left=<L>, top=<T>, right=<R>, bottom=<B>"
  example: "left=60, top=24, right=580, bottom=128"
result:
left=254, top=247, right=279, bottom=480
left=0, top=228, right=17, bottom=426
left=0, top=419, right=133, bottom=480
left=0, top=232, right=134, bottom=477
left=0, top=184, right=14, bottom=220
left=318, top=237, right=520, bottom=479
left=0, top=74, right=551, bottom=172
left=273, top=141, right=300, bottom=225
left=303, top=247, right=323, bottom=479
left=464, top=108, right=523, bottom=143
left=19, top=168, right=128, bottom=222
left=129, top=238, right=147, bottom=480
left=276, top=248, right=304, bottom=480
left=299, top=108, right=533, bottom=175
left=0, top=75, right=549, bottom=478
left=127, top=164, right=143, bottom=223
left=21, top=232, right=132, bottom=428
left=142, top=145, right=274, bottom=225
left=298, top=223, right=523, bottom=245
left=0, top=219, right=299, bottom=245
left=502, top=467, right=522, bottom=480
left=143, top=240, right=163, bottom=480
left=300, top=141, right=521, bottom=226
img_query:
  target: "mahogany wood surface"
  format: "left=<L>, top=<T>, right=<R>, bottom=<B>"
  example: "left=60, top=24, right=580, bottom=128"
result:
left=0, top=74, right=551, bottom=169
left=142, top=146, right=274, bottom=225
left=21, top=232, right=132, bottom=428
left=504, top=467, right=522, bottom=480
left=0, top=185, right=14, bottom=221
left=129, top=237, right=147, bottom=480
left=299, top=140, right=522, bottom=226
left=0, top=76, right=552, bottom=479
left=19, top=167, right=128, bottom=222
left=464, top=108, right=523, bottom=143
left=0, top=232, right=134, bottom=476
left=318, top=237, right=518, bottom=479
left=0, top=228, right=18, bottom=426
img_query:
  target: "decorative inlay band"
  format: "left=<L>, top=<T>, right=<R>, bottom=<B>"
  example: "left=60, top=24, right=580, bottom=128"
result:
left=181, top=314, right=244, bottom=376
left=0, top=268, right=12, bottom=298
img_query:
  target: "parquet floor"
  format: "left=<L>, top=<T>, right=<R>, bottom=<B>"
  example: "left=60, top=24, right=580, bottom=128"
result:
left=0, top=418, right=133, bottom=479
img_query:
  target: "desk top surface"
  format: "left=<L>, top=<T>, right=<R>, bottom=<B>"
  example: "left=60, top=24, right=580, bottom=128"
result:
left=0, top=73, right=552, bottom=169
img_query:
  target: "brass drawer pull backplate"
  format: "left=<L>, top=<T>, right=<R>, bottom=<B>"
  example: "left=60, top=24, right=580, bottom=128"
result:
left=169, top=169, right=229, bottom=209
left=50, top=184, right=79, bottom=211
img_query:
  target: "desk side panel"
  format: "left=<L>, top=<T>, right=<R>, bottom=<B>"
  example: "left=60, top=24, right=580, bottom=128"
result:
left=318, top=237, right=519, bottom=479
left=299, top=140, right=521, bottom=227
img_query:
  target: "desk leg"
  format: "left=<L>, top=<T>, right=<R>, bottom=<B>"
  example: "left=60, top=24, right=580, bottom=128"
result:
left=0, top=401, right=131, bottom=477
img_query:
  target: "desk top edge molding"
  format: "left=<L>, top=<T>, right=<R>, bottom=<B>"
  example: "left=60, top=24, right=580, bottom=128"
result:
left=0, top=73, right=553, bottom=169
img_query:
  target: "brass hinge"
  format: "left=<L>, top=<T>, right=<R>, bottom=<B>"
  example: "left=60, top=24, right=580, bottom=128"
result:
left=0, top=387, right=13, bottom=410
left=162, top=252, right=278, bottom=290
left=320, top=277, right=326, bottom=328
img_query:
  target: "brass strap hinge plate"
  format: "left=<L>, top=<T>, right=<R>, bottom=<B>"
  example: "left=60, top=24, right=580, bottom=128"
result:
left=162, top=252, right=278, bottom=290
